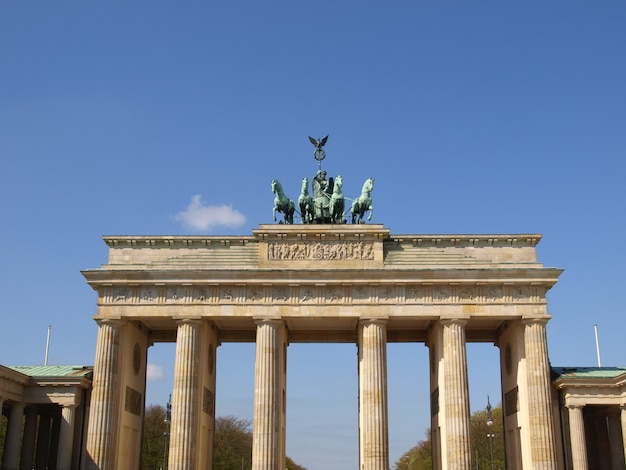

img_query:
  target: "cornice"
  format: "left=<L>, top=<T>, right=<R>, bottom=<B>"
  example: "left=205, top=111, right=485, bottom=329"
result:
left=101, top=232, right=544, bottom=248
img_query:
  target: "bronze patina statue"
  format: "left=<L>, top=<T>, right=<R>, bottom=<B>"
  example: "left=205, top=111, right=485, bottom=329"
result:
left=271, top=179, right=295, bottom=224
left=271, top=135, right=374, bottom=224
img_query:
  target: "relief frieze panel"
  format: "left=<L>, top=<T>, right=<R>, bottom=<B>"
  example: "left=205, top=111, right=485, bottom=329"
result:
left=101, top=283, right=545, bottom=305
left=267, top=241, right=374, bottom=261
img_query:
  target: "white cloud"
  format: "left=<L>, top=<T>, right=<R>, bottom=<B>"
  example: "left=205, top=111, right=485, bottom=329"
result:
left=146, top=363, right=164, bottom=382
left=175, top=195, right=246, bottom=231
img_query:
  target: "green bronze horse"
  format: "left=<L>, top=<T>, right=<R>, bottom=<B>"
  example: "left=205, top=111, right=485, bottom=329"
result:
left=271, top=179, right=295, bottom=224
left=329, top=175, right=345, bottom=224
left=298, top=177, right=314, bottom=224
left=350, top=177, right=374, bottom=224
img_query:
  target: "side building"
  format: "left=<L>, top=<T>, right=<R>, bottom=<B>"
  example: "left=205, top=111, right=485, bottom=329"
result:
left=0, top=365, right=92, bottom=470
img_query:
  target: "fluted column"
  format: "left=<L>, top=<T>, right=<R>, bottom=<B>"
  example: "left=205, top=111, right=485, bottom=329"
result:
left=441, top=319, right=472, bottom=469
left=567, top=404, right=588, bottom=470
left=3, top=403, right=25, bottom=470
left=358, top=318, right=389, bottom=470
left=85, top=319, right=121, bottom=470
left=56, top=405, right=77, bottom=470
left=35, top=412, right=52, bottom=469
left=168, top=319, right=202, bottom=470
left=252, top=319, right=285, bottom=470
left=621, top=405, right=626, bottom=469
left=19, top=407, right=38, bottom=470
left=523, top=318, right=557, bottom=469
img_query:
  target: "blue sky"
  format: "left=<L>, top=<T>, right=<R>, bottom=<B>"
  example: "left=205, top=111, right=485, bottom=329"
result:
left=1, top=2, right=625, bottom=469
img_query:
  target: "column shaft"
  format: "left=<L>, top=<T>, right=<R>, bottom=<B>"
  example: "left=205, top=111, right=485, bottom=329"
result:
left=168, top=320, right=202, bottom=470
left=523, top=319, right=557, bottom=469
left=85, top=319, right=120, bottom=470
left=19, top=407, right=38, bottom=470
left=252, top=319, right=285, bottom=470
left=56, top=405, right=76, bottom=470
left=3, top=404, right=25, bottom=470
left=621, top=406, right=626, bottom=469
left=567, top=405, right=588, bottom=470
left=358, top=319, right=389, bottom=470
left=442, top=319, right=472, bottom=469
left=35, top=412, right=52, bottom=469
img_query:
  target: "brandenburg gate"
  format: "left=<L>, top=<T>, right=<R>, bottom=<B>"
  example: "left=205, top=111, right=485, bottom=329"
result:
left=82, top=224, right=562, bottom=469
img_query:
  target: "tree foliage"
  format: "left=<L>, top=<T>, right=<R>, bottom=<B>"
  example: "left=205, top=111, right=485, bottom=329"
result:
left=141, top=407, right=307, bottom=469
left=393, top=403, right=505, bottom=470
left=141, top=404, right=168, bottom=470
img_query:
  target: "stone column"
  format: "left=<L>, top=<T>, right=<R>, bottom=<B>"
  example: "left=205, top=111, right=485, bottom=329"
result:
left=49, top=411, right=62, bottom=470
left=621, top=405, right=626, bottom=469
left=567, top=404, right=588, bottom=470
left=20, top=407, right=38, bottom=470
left=3, top=403, right=25, bottom=470
left=523, top=318, right=557, bottom=469
left=35, top=412, right=52, bottom=469
left=607, top=411, right=623, bottom=470
left=85, top=319, right=121, bottom=470
left=252, top=319, right=286, bottom=470
left=168, top=319, right=202, bottom=470
left=441, top=319, right=472, bottom=469
left=358, top=318, right=389, bottom=470
left=56, top=405, right=77, bottom=470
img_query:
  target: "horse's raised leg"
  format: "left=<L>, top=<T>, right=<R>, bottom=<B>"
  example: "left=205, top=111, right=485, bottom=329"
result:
left=368, top=205, right=373, bottom=221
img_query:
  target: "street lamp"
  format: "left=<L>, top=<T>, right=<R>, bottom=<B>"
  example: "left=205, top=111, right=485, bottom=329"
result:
left=486, top=395, right=494, bottom=470
left=162, top=394, right=172, bottom=470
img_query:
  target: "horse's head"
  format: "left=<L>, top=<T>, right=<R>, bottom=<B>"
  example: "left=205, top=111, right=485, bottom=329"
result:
left=362, top=177, right=374, bottom=193
left=271, top=179, right=280, bottom=193
left=301, top=177, right=309, bottom=191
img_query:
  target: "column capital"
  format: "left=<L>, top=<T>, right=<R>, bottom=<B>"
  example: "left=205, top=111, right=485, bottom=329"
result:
left=359, top=317, right=388, bottom=326
left=253, top=316, right=283, bottom=326
left=95, top=317, right=123, bottom=327
left=173, top=317, right=203, bottom=326
left=440, top=317, right=469, bottom=327
left=565, top=402, right=585, bottom=410
left=521, top=316, right=551, bottom=326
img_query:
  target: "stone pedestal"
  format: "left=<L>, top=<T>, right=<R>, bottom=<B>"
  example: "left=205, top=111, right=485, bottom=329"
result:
left=358, top=319, right=389, bottom=470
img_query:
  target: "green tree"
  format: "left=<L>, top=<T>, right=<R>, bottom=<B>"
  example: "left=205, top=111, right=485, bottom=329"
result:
left=213, top=416, right=253, bottom=470
left=141, top=410, right=308, bottom=470
left=393, top=404, right=505, bottom=470
left=141, top=404, right=168, bottom=470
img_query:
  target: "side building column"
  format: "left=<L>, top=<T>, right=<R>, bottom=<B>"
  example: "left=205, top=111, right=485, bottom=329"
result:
left=566, top=404, right=588, bottom=470
left=34, top=412, right=52, bottom=469
left=85, top=319, right=121, bottom=470
left=19, top=406, right=38, bottom=470
left=252, top=318, right=287, bottom=470
left=620, top=403, right=626, bottom=470
left=56, top=405, right=77, bottom=470
left=3, top=403, right=25, bottom=470
left=523, top=318, right=558, bottom=469
left=358, top=318, right=389, bottom=470
left=168, top=319, right=202, bottom=470
left=441, top=319, right=472, bottom=469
